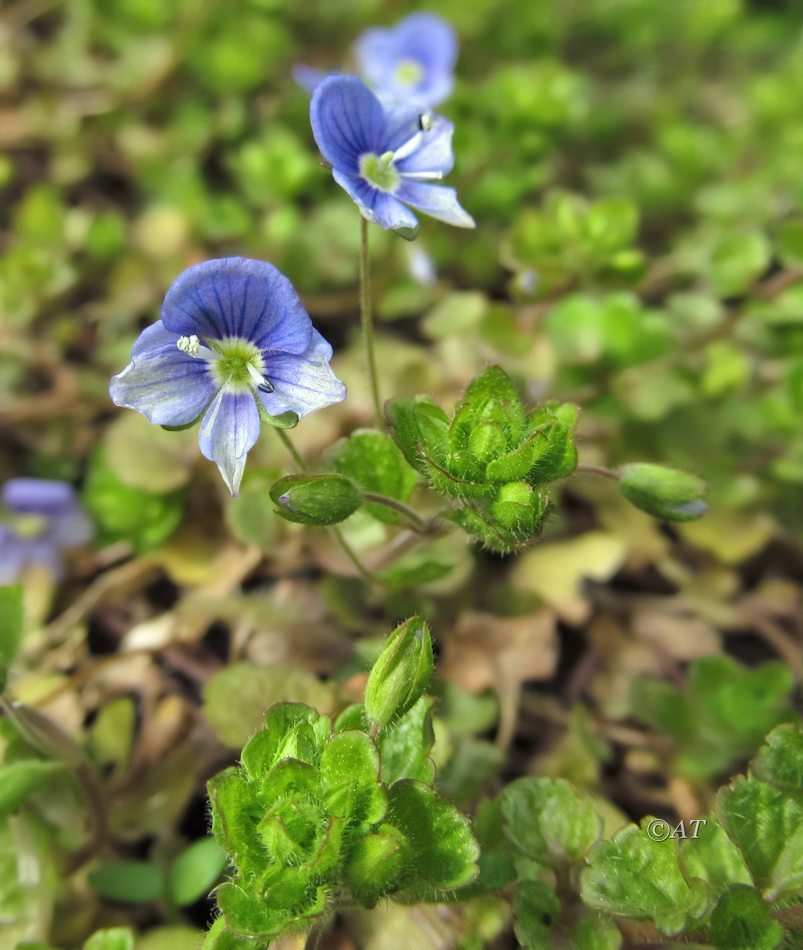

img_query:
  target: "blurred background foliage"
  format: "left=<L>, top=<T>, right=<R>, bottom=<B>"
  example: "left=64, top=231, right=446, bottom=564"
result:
left=2, top=0, right=803, bottom=946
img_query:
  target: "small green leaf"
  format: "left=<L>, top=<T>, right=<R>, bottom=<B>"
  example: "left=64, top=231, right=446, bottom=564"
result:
left=618, top=463, right=707, bottom=521
left=501, top=777, right=602, bottom=865
left=270, top=473, right=363, bottom=525
left=708, top=231, right=770, bottom=297
left=167, top=837, right=227, bottom=908
left=0, top=585, right=24, bottom=692
left=320, top=731, right=387, bottom=828
left=708, top=885, right=783, bottom=950
left=716, top=776, right=803, bottom=901
left=751, top=723, right=803, bottom=791
left=511, top=880, right=561, bottom=949
left=0, top=760, right=66, bottom=816
left=385, top=396, right=450, bottom=472
left=344, top=825, right=411, bottom=907
left=776, top=218, right=803, bottom=268
left=386, top=780, right=479, bottom=894
left=364, top=617, right=433, bottom=730
left=327, top=429, right=418, bottom=524
left=89, top=861, right=166, bottom=904
left=83, top=928, right=135, bottom=950
left=679, top=817, right=751, bottom=898
left=240, top=703, right=329, bottom=778
left=570, top=913, right=622, bottom=950
left=378, top=697, right=435, bottom=786
left=581, top=819, right=709, bottom=935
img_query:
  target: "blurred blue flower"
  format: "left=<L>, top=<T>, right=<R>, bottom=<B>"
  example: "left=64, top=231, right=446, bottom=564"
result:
left=109, top=258, right=346, bottom=496
left=0, top=479, right=92, bottom=583
left=295, top=12, right=457, bottom=107
left=310, top=75, right=475, bottom=234
left=355, top=12, right=457, bottom=108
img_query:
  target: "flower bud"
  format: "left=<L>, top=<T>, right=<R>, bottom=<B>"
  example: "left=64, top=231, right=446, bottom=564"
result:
left=618, top=463, right=707, bottom=522
left=365, top=617, right=433, bottom=730
left=270, top=473, right=363, bottom=526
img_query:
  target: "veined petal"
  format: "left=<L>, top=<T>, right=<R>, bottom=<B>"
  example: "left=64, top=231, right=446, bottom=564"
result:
left=260, top=330, right=347, bottom=419
left=395, top=181, right=475, bottom=229
left=110, top=321, right=217, bottom=427
left=396, top=13, right=458, bottom=71
left=3, top=478, right=74, bottom=516
left=198, top=389, right=260, bottom=496
left=332, top=170, right=419, bottom=232
left=310, top=75, right=385, bottom=173
left=395, top=116, right=455, bottom=177
left=161, top=259, right=313, bottom=354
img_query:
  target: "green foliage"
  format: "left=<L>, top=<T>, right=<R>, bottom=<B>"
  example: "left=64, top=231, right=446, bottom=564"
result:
left=630, top=656, right=794, bottom=778
left=708, top=885, right=783, bottom=950
left=89, top=861, right=166, bottom=904
left=270, top=473, right=363, bottom=525
left=206, top=621, right=478, bottom=943
left=387, top=367, right=578, bottom=553
left=0, top=585, right=23, bottom=692
left=167, top=838, right=228, bottom=908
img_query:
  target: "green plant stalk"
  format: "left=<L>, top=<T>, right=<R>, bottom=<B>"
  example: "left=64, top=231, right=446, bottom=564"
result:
left=362, top=491, right=431, bottom=533
left=360, top=216, right=383, bottom=428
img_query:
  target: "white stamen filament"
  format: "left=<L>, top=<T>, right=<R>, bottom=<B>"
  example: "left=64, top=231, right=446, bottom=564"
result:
left=176, top=335, right=220, bottom=361
left=247, top=363, right=268, bottom=388
left=399, top=170, right=444, bottom=181
left=392, top=130, right=425, bottom=162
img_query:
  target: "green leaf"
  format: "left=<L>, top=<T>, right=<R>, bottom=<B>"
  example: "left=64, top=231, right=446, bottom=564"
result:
left=105, top=412, right=196, bottom=492
left=327, top=429, right=419, bottom=524
left=618, top=463, right=708, bottom=521
left=270, top=473, right=363, bottom=525
left=708, top=231, right=770, bottom=297
left=83, top=928, right=135, bottom=950
left=776, top=218, right=803, bottom=268
left=377, top=696, right=435, bottom=786
left=501, top=777, right=602, bottom=865
left=385, top=396, right=450, bottom=473
left=386, top=780, right=479, bottom=894
left=580, top=819, right=709, bottom=935
left=679, top=817, right=751, bottom=898
left=240, top=703, right=329, bottom=778
left=89, top=861, right=166, bottom=904
left=751, top=723, right=803, bottom=791
left=511, top=880, right=561, bottom=949
left=320, top=731, right=387, bottom=828
left=364, top=617, right=433, bottom=731
left=344, top=825, right=411, bottom=907
left=0, top=760, right=66, bottom=816
left=167, top=837, right=227, bottom=907
left=0, top=585, right=23, bottom=692
left=570, top=913, right=622, bottom=950
left=225, top=469, right=280, bottom=550
left=716, top=776, right=803, bottom=901
left=708, top=885, right=783, bottom=950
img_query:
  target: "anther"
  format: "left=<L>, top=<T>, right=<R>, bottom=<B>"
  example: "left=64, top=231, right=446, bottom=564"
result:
left=258, top=380, right=275, bottom=394
left=177, top=335, right=201, bottom=357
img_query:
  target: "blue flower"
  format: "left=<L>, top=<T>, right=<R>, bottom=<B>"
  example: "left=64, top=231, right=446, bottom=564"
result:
left=0, top=478, right=92, bottom=583
left=310, top=75, right=475, bottom=234
left=109, top=258, right=346, bottom=496
left=354, top=12, right=457, bottom=108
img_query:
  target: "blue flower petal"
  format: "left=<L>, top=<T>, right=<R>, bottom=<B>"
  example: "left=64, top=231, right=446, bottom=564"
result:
left=3, top=478, right=74, bottom=516
left=395, top=181, right=475, bottom=229
left=332, top=170, right=419, bottom=231
left=394, top=116, right=456, bottom=177
left=198, top=389, right=261, bottom=496
left=0, top=526, right=25, bottom=584
left=162, top=259, right=313, bottom=354
left=110, top=321, right=217, bottom=427
left=310, top=75, right=384, bottom=174
left=260, top=330, right=347, bottom=419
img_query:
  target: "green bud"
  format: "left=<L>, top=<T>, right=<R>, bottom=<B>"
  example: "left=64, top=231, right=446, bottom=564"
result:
left=490, top=481, right=538, bottom=531
left=364, top=617, right=433, bottom=730
left=618, top=463, right=708, bottom=522
left=468, top=420, right=508, bottom=463
left=270, top=473, right=363, bottom=525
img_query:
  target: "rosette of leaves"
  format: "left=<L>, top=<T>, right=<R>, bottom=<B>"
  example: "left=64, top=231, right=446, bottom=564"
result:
left=386, top=366, right=578, bottom=553
left=205, top=619, right=478, bottom=947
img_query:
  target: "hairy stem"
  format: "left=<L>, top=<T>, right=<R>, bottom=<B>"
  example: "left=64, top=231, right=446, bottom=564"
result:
left=360, top=216, right=383, bottom=427
left=362, top=492, right=431, bottom=533
left=574, top=463, right=621, bottom=481
left=276, top=427, right=308, bottom=472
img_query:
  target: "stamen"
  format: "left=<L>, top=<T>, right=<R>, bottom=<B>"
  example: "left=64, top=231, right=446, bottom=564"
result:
left=177, top=335, right=201, bottom=357
left=258, top=380, right=275, bottom=394
left=246, top=362, right=273, bottom=393
left=418, top=112, right=433, bottom=132
left=399, top=170, right=444, bottom=181
left=392, top=131, right=425, bottom=162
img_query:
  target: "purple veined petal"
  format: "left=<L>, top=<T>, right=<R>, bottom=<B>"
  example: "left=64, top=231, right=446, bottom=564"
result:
left=379, top=103, right=426, bottom=154
left=310, top=75, right=385, bottom=174
left=3, top=478, right=74, bottom=516
left=0, top=526, right=25, bottom=584
left=198, top=388, right=261, bottom=496
left=395, top=180, right=475, bottom=228
left=332, top=170, right=419, bottom=232
left=110, top=321, right=217, bottom=427
left=161, top=259, right=313, bottom=354
left=293, top=64, right=330, bottom=95
left=259, top=330, right=347, bottom=419
left=394, top=115, right=456, bottom=177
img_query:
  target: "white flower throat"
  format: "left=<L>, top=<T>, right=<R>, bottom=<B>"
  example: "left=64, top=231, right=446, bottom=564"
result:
left=359, top=113, right=443, bottom=194
left=177, top=334, right=274, bottom=394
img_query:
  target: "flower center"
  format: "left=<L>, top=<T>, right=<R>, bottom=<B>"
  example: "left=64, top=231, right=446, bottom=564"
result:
left=394, top=58, right=423, bottom=88
left=8, top=513, right=49, bottom=539
left=359, top=151, right=400, bottom=193
left=177, top=335, right=273, bottom=393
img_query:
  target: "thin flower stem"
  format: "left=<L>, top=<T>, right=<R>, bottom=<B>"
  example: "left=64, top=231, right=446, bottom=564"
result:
left=359, top=216, right=384, bottom=427
left=276, top=427, right=308, bottom=472
left=362, top=492, right=430, bottom=533
left=275, top=428, right=381, bottom=586
left=575, top=463, right=621, bottom=481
